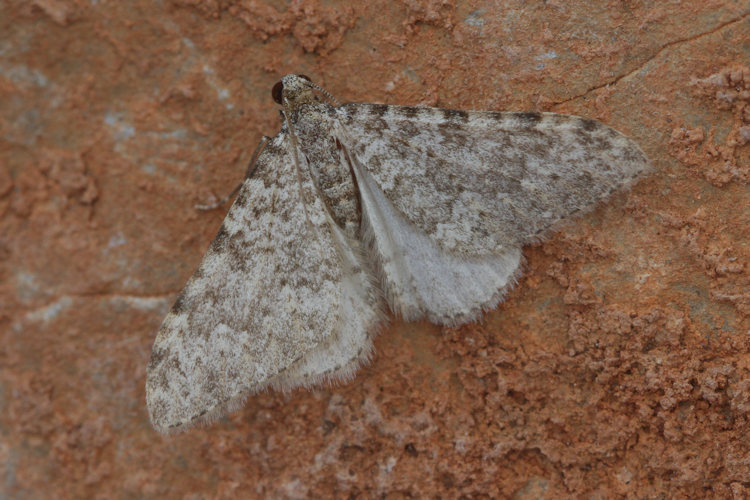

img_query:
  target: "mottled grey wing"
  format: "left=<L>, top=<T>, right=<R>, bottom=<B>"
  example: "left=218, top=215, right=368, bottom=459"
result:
left=146, top=133, right=352, bottom=433
left=338, top=104, right=650, bottom=257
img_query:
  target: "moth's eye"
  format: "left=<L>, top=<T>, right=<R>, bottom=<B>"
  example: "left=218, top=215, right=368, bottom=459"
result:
left=298, top=74, right=312, bottom=82
left=272, top=81, right=283, bottom=104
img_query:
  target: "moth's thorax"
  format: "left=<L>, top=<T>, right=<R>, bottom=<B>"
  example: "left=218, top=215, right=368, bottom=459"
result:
left=288, top=100, right=361, bottom=239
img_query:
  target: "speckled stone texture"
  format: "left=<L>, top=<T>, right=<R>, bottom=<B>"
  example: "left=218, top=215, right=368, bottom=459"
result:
left=1, top=1, right=749, bottom=498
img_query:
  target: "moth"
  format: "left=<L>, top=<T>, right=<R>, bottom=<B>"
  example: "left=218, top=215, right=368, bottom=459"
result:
left=146, top=74, right=650, bottom=433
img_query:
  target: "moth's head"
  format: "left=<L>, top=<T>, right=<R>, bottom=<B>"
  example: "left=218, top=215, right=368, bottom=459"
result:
left=272, top=74, right=340, bottom=109
left=272, top=74, right=316, bottom=107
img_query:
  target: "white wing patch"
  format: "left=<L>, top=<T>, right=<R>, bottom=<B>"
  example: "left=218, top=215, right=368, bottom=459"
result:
left=269, top=224, right=383, bottom=389
left=146, top=74, right=652, bottom=434
left=356, top=162, right=522, bottom=326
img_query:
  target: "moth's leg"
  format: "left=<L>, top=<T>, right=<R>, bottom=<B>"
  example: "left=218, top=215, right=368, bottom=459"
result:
left=195, top=136, right=271, bottom=211
left=195, top=184, right=243, bottom=211
left=243, top=136, right=270, bottom=179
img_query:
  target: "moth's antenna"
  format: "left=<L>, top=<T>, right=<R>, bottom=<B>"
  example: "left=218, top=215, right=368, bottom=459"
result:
left=310, top=82, right=340, bottom=107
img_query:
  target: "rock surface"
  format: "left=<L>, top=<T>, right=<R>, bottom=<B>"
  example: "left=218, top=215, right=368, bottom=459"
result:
left=1, top=0, right=749, bottom=497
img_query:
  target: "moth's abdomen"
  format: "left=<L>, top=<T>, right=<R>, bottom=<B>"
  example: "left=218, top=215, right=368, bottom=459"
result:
left=295, top=110, right=362, bottom=238
left=314, top=152, right=360, bottom=235
left=318, top=169, right=361, bottom=239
